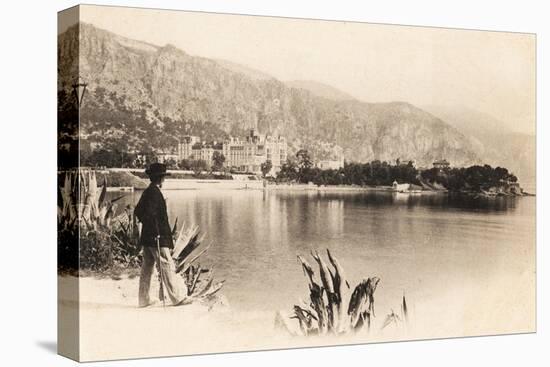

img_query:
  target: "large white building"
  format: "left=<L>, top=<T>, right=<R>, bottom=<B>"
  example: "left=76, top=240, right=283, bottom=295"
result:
left=177, top=129, right=287, bottom=174
left=177, top=135, right=200, bottom=160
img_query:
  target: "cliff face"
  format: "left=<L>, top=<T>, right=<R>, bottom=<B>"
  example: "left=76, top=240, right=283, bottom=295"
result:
left=59, top=23, right=479, bottom=166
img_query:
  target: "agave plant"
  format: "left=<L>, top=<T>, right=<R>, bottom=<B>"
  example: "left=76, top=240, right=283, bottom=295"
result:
left=58, top=170, right=80, bottom=271
left=58, top=170, right=78, bottom=230
left=170, top=222, right=225, bottom=302
left=81, top=170, right=125, bottom=231
left=58, top=169, right=124, bottom=231
left=276, top=250, right=411, bottom=337
left=110, top=205, right=142, bottom=268
left=110, top=199, right=225, bottom=301
left=58, top=169, right=134, bottom=271
left=276, top=249, right=382, bottom=336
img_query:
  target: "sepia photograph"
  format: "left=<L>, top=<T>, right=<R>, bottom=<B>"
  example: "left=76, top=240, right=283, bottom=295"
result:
left=57, top=4, right=536, bottom=362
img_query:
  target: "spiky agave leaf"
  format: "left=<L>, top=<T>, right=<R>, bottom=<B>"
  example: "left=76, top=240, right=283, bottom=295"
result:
left=88, top=171, right=100, bottom=219
left=174, top=232, right=204, bottom=264
left=199, top=280, right=225, bottom=298
left=312, top=250, right=339, bottom=330
left=104, top=202, right=117, bottom=228
left=177, top=242, right=211, bottom=274
left=326, top=249, right=350, bottom=332
left=348, top=279, right=369, bottom=328
left=172, top=225, right=200, bottom=260
left=60, top=173, right=74, bottom=220
left=98, top=176, right=107, bottom=208
left=297, top=255, right=315, bottom=285
left=367, top=277, right=380, bottom=317
left=188, top=264, right=202, bottom=295
left=292, top=305, right=318, bottom=335
left=171, top=217, right=178, bottom=238
left=190, top=271, right=212, bottom=295
left=311, top=250, right=334, bottom=295
left=327, top=248, right=348, bottom=293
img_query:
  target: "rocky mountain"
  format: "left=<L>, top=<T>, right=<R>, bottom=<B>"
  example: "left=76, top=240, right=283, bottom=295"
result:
left=285, top=80, right=357, bottom=101
left=424, top=105, right=535, bottom=185
left=58, top=23, right=480, bottom=167
left=214, top=59, right=275, bottom=81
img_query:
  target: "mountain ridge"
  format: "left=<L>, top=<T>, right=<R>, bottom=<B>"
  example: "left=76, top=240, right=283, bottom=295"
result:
left=285, top=80, right=357, bottom=102
left=59, top=22, right=480, bottom=167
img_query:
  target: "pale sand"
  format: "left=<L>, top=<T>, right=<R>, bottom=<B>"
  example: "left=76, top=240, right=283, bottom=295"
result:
left=58, top=269, right=535, bottom=361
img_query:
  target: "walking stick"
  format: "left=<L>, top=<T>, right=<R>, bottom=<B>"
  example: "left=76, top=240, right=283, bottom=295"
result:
left=156, top=235, right=166, bottom=308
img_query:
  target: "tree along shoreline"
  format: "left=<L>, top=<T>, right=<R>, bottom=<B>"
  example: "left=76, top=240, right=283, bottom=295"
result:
left=275, top=152, right=530, bottom=196
left=65, top=152, right=532, bottom=196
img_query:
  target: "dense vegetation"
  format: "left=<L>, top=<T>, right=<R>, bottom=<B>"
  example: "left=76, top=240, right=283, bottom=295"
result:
left=276, top=150, right=518, bottom=192
left=277, top=150, right=419, bottom=187
left=78, top=88, right=232, bottom=168
left=421, top=165, right=517, bottom=192
left=57, top=170, right=141, bottom=273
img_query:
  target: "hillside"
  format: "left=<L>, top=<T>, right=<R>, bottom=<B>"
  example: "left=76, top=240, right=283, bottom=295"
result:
left=424, top=105, right=535, bottom=184
left=215, top=59, right=275, bottom=81
left=285, top=80, right=357, bottom=101
left=58, top=23, right=480, bottom=167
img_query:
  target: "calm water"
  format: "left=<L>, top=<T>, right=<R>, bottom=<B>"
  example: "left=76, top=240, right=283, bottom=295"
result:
left=114, top=189, right=536, bottom=320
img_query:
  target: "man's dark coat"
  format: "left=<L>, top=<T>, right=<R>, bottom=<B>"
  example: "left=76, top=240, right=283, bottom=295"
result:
left=134, top=183, right=174, bottom=248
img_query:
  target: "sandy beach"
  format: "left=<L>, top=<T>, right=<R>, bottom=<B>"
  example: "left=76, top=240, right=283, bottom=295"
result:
left=59, top=264, right=534, bottom=362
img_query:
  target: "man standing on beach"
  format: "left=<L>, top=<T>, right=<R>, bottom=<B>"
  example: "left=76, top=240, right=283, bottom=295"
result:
left=134, top=163, right=187, bottom=307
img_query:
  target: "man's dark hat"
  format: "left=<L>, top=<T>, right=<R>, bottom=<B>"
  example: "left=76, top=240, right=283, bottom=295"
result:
left=145, top=163, right=171, bottom=177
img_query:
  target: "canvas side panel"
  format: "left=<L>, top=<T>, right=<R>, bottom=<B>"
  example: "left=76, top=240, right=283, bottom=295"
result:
left=57, top=5, right=80, bottom=362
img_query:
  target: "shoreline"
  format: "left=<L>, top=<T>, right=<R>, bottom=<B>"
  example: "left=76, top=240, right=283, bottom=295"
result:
left=86, top=168, right=535, bottom=196
left=106, top=180, right=533, bottom=196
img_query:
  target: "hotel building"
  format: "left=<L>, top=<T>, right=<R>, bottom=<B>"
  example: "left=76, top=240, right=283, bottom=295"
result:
left=177, top=129, right=287, bottom=175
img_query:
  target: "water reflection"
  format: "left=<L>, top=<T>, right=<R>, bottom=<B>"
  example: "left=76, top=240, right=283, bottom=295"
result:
left=302, top=191, right=520, bottom=212
left=109, top=190, right=533, bottom=312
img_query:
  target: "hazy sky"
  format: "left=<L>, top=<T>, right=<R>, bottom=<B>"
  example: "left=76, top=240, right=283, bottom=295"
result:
left=60, top=5, right=536, bottom=134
